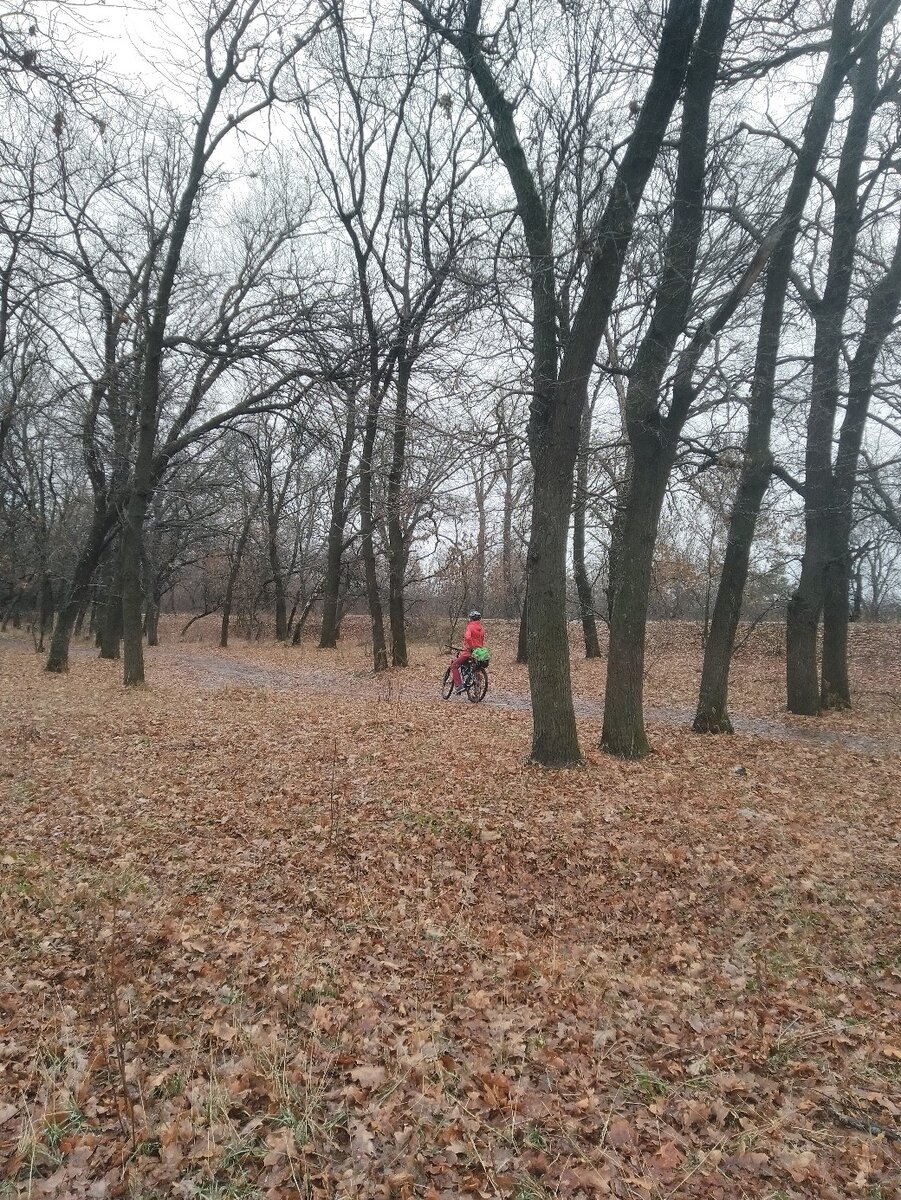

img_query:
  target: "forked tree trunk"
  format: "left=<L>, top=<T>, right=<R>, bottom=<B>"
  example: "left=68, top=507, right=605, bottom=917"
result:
left=694, top=0, right=856, bottom=732
left=46, top=505, right=117, bottom=673
left=822, top=220, right=901, bottom=705
left=602, top=0, right=734, bottom=756
left=786, top=41, right=877, bottom=715
left=439, top=0, right=703, bottom=766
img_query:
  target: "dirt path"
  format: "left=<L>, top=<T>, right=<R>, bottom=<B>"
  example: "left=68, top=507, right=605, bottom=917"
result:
left=148, top=643, right=898, bottom=756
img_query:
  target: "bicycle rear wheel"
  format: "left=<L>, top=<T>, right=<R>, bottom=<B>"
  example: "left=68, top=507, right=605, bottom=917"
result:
left=467, top=667, right=488, bottom=703
left=441, top=667, right=454, bottom=700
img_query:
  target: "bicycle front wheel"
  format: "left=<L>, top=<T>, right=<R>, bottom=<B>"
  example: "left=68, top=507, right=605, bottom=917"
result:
left=468, top=667, right=488, bottom=704
left=441, top=667, right=454, bottom=700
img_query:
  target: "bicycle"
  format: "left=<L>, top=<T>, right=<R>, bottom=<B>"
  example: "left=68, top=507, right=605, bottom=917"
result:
left=442, top=646, right=489, bottom=704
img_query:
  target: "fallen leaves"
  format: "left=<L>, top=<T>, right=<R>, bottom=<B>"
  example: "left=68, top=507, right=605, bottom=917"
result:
left=1, top=627, right=900, bottom=1198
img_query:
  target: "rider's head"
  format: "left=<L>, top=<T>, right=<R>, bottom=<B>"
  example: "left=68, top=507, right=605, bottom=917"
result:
left=468, top=610, right=482, bottom=621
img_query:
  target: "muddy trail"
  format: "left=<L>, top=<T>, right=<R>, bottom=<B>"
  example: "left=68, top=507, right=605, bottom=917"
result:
left=147, top=643, right=898, bottom=756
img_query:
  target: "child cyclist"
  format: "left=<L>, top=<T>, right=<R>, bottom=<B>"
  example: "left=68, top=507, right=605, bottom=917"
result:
left=451, top=610, right=486, bottom=694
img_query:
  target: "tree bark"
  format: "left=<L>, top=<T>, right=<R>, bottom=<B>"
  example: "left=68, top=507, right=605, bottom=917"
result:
left=516, top=581, right=528, bottom=664
left=145, top=595, right=160, bottom=647
left=429, top=0, right=702, bottom=765
left=360, top=386, right=389, bottom=672
left=602, top=0, right=734, bottom=755
left=262, top=452, right=288, bottom=642
left=46, top=505, right=116, bottom=672
left=822, top=219, right=901, bottom=706
left=387, top=357, right=411, bottom=667
left=221, top=503, right=255, bottom=649
left=694, top=0, right=857, bottom=732
left=99, top=542, right=124, bottom=661
left=573, top=401, right=601, bottom=659
left=786, top=41, right=877, bottom=714
left=320, top=393, right=356, bottom=648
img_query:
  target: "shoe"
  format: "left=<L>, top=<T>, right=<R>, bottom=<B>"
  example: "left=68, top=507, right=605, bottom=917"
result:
left=454, top=687, right=466, bottom=695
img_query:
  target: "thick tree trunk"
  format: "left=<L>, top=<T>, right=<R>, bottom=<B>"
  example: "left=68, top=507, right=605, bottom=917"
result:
left=694, top=0, right=855, bottom=732
left=601, top=442, right=671, bottom=757
left=785, top=582, right=821, bottom=714
left=99, top=544, right=124, bottom=661
left=821, top=550, right=851, bottom=709
left=320, top=395, right=355, bottom=649
left=121, top=485, right=149, bottom=684
left=46, top=506, right=116, bottom=673
left=387, top=358, right=411, bottom=667
left=525, top=463, right=579, bottom=764
left=693, top=456, right=771, bottom=733
left=573, top=402, right=601, bottom=659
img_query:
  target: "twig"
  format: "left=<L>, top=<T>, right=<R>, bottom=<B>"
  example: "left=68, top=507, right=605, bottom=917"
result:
left=826, top=1106, right=901, bottom=1142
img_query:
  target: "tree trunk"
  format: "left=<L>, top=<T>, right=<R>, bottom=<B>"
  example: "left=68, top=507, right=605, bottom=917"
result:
left=602, top=442, right=671, bottom=756
left=446, top=0, right=703, bottom=766
left=145, top=595, right=160, bottom=647
left=820, top=551, right=851, bottom=709
left=46, top=506, right=116, bottom=673
left=37, top=572, right=54, bottom=653
left=822, top=200, right=901, bottom=705
left=602, top=0, right=735, bottom=755
left=221, top=505, right=255, bottom=649
left=263, top=454, right=288, bottom=643
left=387, top=358, right=411, bottom=667
left=320, top=394, right=356, bottom=649
left=516, top=581, right=528, bottom=664
left=573, top=401, right=601, bottom=659
left=525, top=455, right=580, bottom=765
left=502, top=435, right=516, bottom=618
left=694, top=0, right=855, bottom=732
left=786, top=41, right=877, bottom=715
left=360, top=386, right=388, bottom=672
left=99, top=544, right=124, bottom=661
left=121, top=484, right=149, bottom=684
left=291, top=595, right=317, bottom=645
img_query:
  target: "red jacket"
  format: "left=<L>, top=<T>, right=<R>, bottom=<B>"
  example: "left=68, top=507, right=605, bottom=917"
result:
left=463, top=620, right=485, bottom=651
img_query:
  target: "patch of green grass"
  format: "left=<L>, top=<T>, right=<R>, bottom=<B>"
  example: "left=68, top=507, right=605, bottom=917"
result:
left=631, top=1065, right=668, bottom=1097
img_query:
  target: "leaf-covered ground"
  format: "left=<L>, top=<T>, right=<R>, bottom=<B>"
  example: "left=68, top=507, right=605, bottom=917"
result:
left=1, top=624, right=899, bottom=1199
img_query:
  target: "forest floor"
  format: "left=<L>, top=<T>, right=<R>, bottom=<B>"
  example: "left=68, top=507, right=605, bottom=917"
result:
left=1, top=620, right=899, bottom=1199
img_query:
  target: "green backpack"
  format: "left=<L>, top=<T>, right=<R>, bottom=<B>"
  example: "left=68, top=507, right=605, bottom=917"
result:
left=472, top=647, right=491, bottom=666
